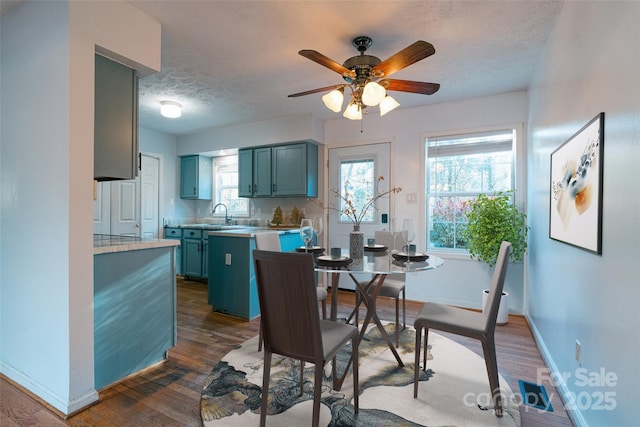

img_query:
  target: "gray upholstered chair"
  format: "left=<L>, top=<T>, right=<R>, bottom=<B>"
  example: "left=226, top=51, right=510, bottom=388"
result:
left=253, top=250, right=359, bottom=427
left=413, top=241, right=511, bottom=417
left=349, top=230, right=407, bottom=346
left=254, top=232, right=327, bottom=352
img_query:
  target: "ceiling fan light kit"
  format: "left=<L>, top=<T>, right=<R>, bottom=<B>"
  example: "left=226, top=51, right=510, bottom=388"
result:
left=343, top=101, right=362, bottom=120
left=379, top=95, right=400, bottom=116
left=289, top=36, right=440, bottom=121
left=321, top=87, right=345, bottom=112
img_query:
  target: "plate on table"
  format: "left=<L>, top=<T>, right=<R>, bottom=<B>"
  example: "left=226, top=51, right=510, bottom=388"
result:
left=315, top=255, right=353, bottom=267
left=392, top=252, right=429, bottom=262
left=296, top=246, right=324, bottom=253
left=364, top=245, right=387, bottom=252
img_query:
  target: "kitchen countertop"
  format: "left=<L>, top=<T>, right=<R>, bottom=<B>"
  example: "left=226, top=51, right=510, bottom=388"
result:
left=206, top=226, right=301, bottom=238
left=94, top=234, right=180, bottom=255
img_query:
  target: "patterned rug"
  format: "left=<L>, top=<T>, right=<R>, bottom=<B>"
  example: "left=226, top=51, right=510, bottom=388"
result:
left=201, top=323, right=521, bottom=426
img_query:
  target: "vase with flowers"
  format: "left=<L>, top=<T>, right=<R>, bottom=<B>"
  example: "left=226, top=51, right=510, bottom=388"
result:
left=316, top=176, right=402, bottom=260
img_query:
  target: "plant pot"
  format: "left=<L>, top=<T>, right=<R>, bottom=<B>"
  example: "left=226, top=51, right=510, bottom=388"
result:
left=482, top=289, right=509, bottom=325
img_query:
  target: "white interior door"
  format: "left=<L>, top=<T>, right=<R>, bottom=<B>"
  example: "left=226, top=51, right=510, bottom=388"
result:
left=92, top=154, right=161, bottom=238
left=140, top=154, right=160, bottom=239
left=110, top=179, right=140, bottom=237
left=328, top=143, right=391, bottom=289
left=93, top=181, right=111, bottom=235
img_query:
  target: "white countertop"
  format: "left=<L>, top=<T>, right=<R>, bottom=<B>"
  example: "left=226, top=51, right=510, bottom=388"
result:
left=94, top=235, right=180, bottom=255
left=206, top=227, right=301, bottom=238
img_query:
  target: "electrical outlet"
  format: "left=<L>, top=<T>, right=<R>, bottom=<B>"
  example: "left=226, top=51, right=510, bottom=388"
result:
left=225, top=253, right=232, bottom=265
left=575, top=340, right=582, bottom=366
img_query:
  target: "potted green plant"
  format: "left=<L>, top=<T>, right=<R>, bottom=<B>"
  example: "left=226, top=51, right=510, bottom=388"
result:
left=464, top=190, right=529, bottom=324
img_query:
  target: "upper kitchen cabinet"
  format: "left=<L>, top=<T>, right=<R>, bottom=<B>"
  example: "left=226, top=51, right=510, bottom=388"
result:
left=94, top=54, right=139, bottom=181
left=272, top=143, right=317, bottom=197
left=238, top=147, right=272, bottom=197
left=238, top=142, right=318, bottom=198
left=180, top=155, right=212, bottom=200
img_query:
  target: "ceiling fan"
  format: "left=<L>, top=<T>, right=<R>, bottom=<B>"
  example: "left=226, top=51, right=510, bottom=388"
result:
left=288, top=36, right=440, bottom=120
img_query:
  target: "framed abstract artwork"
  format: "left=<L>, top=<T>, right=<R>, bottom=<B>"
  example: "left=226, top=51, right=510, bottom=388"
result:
left=549, top=112, right=604, bottom=254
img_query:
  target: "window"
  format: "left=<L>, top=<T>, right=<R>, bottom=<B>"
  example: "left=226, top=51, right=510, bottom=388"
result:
left=425, top=129, right=516, bottom=251
left=339, top=158, right=376, bottom=224
left=212, top=155, right=249, bottom=217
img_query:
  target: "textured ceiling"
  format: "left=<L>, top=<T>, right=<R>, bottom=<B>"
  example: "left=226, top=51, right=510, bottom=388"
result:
left=28, top=0, right=563, bottom=136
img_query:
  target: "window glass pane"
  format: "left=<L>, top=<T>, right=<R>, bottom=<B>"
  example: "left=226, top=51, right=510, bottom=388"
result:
left=212, top=155, right=249, bottom=216
left=428, top=196, right=472, bottom=250
left=425, top=129, right=515, bottom=251
left=339, top=159, right=375, bottom=223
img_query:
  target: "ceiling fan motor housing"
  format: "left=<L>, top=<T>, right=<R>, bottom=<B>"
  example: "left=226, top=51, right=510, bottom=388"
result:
left=342, top=54, right=381, bottom=85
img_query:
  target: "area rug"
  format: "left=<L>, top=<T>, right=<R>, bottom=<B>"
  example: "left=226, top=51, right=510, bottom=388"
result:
left=201, top=323, right=521, bottom=426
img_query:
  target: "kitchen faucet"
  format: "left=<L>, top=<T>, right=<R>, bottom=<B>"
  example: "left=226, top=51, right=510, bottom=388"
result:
left=212, top=203, right=232, bottom=225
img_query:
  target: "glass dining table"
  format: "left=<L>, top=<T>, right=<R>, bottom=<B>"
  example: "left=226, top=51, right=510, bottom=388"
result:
left=314, top=248, right=444, bottom=368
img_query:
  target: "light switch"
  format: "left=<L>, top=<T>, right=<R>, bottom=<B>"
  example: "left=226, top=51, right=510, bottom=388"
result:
left=225, top=253, right=232, bottom=265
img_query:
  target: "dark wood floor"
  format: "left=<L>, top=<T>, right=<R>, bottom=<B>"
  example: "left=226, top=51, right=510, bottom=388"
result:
left=1, top=278, right=573, bottom=426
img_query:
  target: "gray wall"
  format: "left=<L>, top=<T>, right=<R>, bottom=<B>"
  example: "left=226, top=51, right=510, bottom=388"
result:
left=527, top=2, right=640, bottom=426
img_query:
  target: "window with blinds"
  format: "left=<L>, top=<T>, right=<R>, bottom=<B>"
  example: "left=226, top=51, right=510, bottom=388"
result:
left=425, top=129, right=516, bottom=251
left=212, top=155, right=249, bottom=216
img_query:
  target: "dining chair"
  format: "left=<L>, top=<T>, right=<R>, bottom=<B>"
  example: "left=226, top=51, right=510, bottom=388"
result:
left=348, top=230, right=407, bottom=346
left=254, top=232, right=328, bottom=352
left=253, top=250, right=359, bottom=427
left=413, top=241, right=511, bottom=417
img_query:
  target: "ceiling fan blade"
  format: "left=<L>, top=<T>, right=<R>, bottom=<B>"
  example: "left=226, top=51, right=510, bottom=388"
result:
left=372, top=41, right=435, bottom=78
left=288, top=84, right=345, bottom=98
left=299, top=50, right=355, bottom=78
left=380, top=79, right=440, bottom=95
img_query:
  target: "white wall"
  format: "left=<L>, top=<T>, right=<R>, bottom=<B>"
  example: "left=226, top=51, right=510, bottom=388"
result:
left=527, top=2, right=640, bottom=426
left=0, top=1, right=160, bottom=414
left=324, top=91, right=529, bottom=312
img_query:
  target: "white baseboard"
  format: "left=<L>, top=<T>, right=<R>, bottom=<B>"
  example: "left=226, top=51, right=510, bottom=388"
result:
left=1, top=362, right=99, bottom=416
left=526, top=315, right=587, bottom=427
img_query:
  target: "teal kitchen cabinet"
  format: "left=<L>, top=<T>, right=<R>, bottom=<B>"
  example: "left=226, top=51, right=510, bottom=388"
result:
left=164, top=227, right=183, bottom=275
left=238, top=142, right=318, bottom=198
left=272, top=143, right=318, bottom=197
left=180, top=155, right=212, bottom=199
left=208, top=232, right=303, bottom=319
left=182, top=228, right=208, bottom=279
left=238, top=149, right=253, bottom=197
left=94, top=54, right=139, bottom=181
left=238, top=147, right=272, bottom=197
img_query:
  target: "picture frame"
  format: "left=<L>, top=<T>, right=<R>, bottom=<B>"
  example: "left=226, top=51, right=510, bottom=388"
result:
left=549, top=112, right=604, bottom=254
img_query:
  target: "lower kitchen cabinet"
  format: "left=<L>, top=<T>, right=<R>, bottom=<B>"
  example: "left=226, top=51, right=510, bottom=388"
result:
left=164, top=227, right=183, bottom=275
left=208, top=231, right=302, bottom=319
left=182, top=228, right=208, bottom=279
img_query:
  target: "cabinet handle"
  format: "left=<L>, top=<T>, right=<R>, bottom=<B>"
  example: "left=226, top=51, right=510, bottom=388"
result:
left=193, top=186, right=196, bottom=195
left=272, top=183, right=276, bottom=192
left=248, top=184, right=251, bottom=193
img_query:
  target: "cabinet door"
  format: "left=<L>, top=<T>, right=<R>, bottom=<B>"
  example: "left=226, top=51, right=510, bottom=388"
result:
left=253, top=147, right=272, bottom=197
left=180, top=156, right=198, bottom=199
left=238, top=149, right=253, bottom=197
left=180, top=155, right=212, bottom=200
left=272, top=143, right=318, bottom=197
left=202, top=238, right=209, bottom=279
left=183, top=238, right=203, bottom=277
left=94, top=54, right=139, bottom=181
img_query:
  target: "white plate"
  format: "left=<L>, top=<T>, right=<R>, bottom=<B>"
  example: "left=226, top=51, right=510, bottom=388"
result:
left=397, top=252, right=427, bottom=257
left=316, top=255, right=349, bottom=261
left=365, top=244, right=386, bottom=248
left=298, top=246, right=323, bottom=250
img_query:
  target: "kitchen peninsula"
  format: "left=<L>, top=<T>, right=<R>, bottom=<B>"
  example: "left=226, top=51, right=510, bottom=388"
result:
left=207, top=227, right=303, bottom=319
left=93, top=235, right=179, bottom=389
